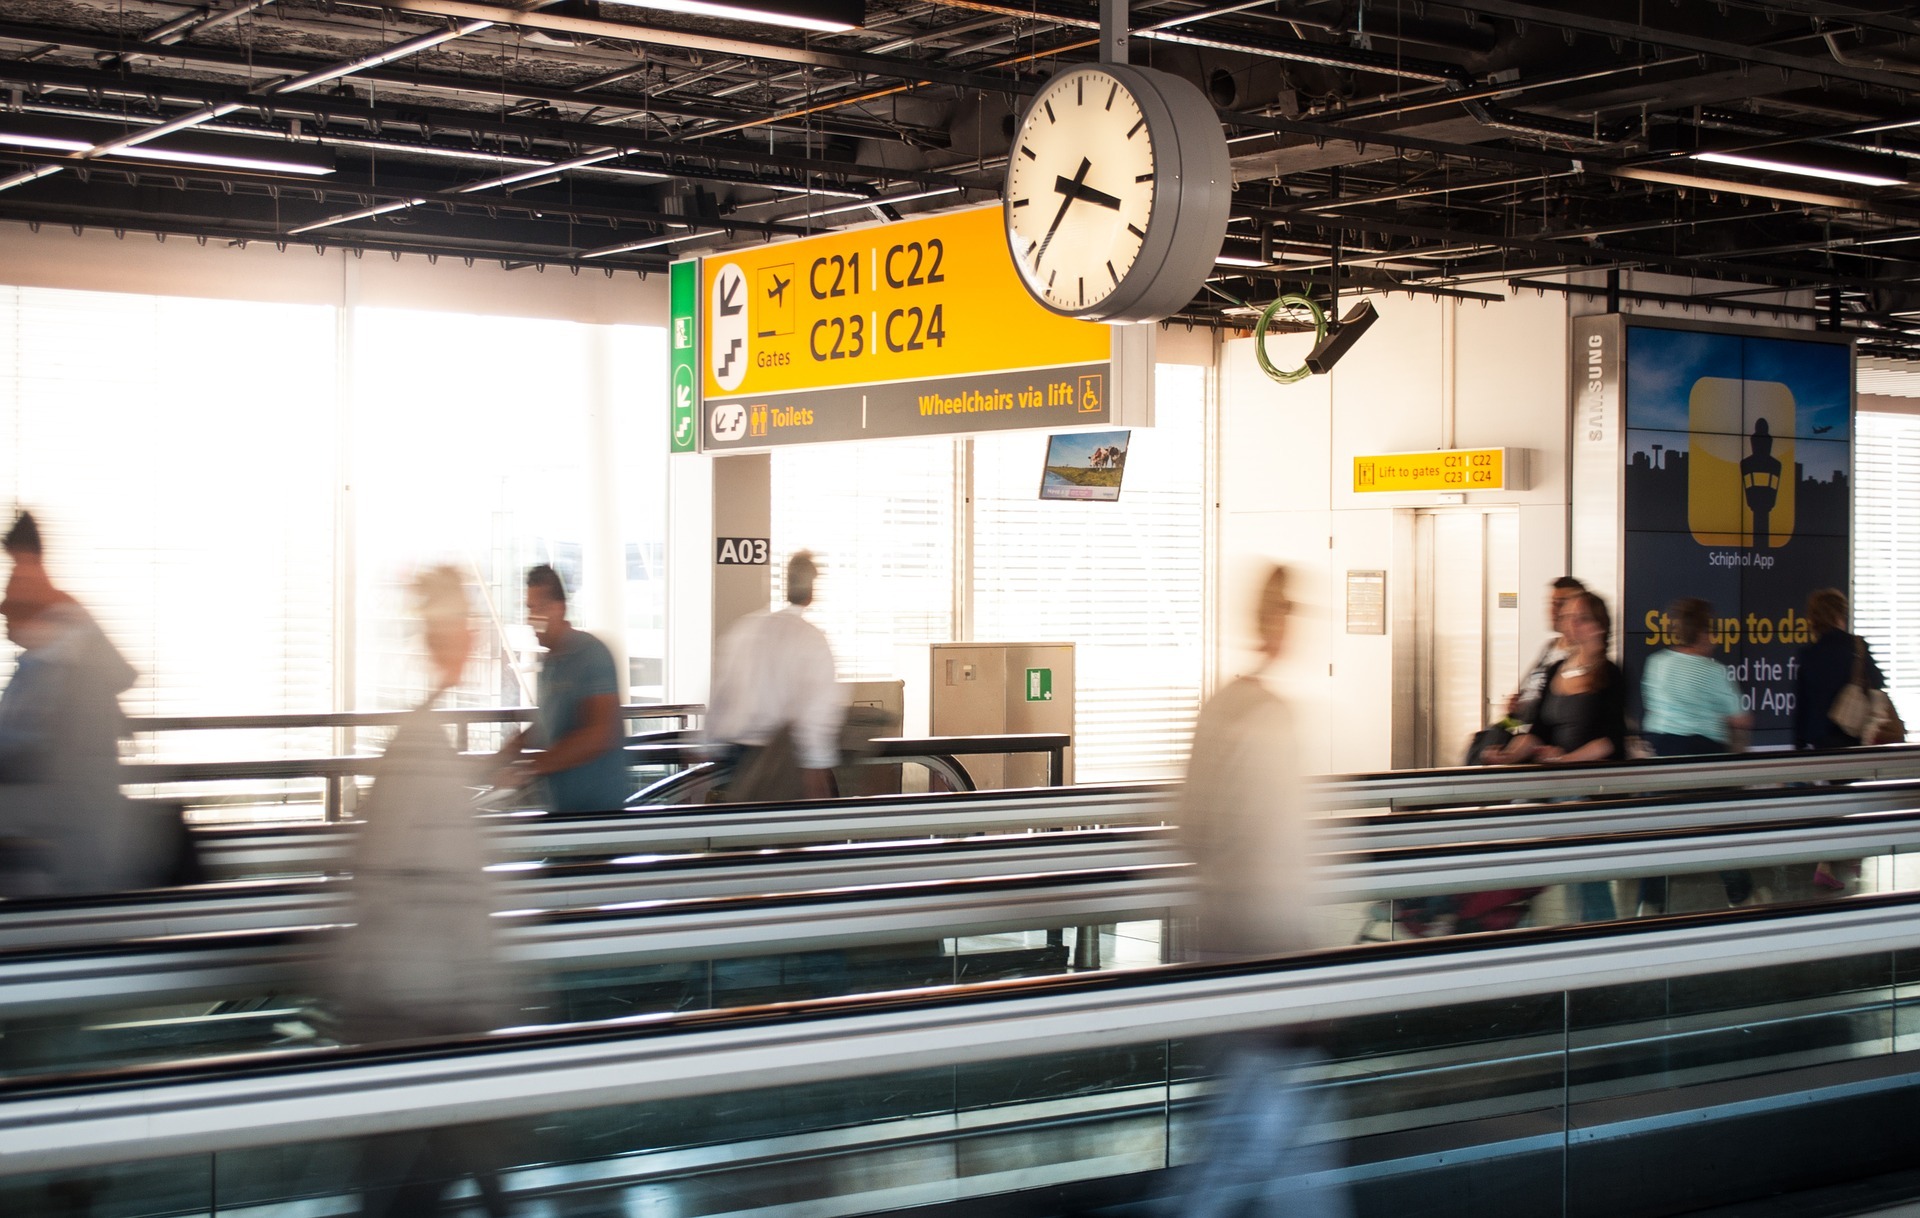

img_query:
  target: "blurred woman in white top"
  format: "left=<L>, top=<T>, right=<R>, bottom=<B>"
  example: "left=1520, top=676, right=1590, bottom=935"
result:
left=322, top=567, right=525, bottom=1217
left=1166, top=564, right=1351, bottom=1218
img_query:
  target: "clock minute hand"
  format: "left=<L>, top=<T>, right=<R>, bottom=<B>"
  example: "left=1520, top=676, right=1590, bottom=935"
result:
left=1035, top=156, right=1094, bottom=269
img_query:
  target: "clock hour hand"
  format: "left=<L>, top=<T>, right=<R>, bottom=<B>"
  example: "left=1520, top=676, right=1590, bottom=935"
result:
left=1035, top=156, right=1093, bottom=269
left=1054, top=176, right=1123, bottom=211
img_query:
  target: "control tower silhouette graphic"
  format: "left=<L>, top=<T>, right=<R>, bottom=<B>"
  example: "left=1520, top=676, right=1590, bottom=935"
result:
left=1741, top=417, right=1783, bottom=548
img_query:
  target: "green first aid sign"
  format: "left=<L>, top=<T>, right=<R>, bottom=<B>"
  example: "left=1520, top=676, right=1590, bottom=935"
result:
left=669, top=260, right=699, bottom=454
left=1025, top=668, right=1052, bottom=702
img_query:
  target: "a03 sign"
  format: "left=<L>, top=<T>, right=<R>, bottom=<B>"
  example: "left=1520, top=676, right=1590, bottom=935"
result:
left=715, top=537, right=770, bottom=565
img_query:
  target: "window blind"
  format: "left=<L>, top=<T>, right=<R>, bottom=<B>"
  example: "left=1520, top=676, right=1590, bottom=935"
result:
left=768, top=438, right=957, bottom=681
left=0, top=285, right=338, bottom=765
left=1855, top=410, right=1920, bottom=716
left=971, top=365, right=1207, bottom=782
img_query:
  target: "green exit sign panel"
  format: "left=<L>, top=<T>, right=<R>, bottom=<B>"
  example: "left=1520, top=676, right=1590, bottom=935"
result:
left=1025, top=668, right=1052, bottom=701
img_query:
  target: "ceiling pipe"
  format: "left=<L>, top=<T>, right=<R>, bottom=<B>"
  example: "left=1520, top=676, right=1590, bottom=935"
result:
left=141, top=0, right=282, bottom=47
left=0, top=15, right=494, bottom=195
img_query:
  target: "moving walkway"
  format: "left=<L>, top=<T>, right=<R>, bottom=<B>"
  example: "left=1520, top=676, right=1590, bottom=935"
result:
left=21, top=767, right=1920, bottom=955
left=187, top=743, right=1920, bottom=882
left=6, top=890, right=1920, bottom=1217
left=9, top=808, right=1920, bottom=1080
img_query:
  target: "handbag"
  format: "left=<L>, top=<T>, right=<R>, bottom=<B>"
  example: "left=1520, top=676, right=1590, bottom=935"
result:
left=1828, top=638, right=1899, bottom=742
left=1464, top=723, right=1514, bottom=766
left=724, top=724, right=803, bottom=803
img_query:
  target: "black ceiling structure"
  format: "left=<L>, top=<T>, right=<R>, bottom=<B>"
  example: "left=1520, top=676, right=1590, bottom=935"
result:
left=4, top=0, right=1920, bottom=354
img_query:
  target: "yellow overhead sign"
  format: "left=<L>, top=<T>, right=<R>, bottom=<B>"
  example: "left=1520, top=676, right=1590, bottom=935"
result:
left=1353, top=448, right=1511, bottom=493
left=699, top=205, right=1111, bottom=401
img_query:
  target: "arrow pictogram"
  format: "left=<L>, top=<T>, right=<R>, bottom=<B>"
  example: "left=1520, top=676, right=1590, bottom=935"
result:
left=718, top=273, right=744, bottom=317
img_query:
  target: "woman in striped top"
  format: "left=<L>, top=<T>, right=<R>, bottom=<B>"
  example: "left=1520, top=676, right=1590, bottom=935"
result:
left=1641, top=597, right=1751, bottom=757
left=1638, top=597, right=1753, bottom=912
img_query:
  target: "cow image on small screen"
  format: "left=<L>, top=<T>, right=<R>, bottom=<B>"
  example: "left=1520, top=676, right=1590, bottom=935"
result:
left=1039, top=430, right=1131, bottom=502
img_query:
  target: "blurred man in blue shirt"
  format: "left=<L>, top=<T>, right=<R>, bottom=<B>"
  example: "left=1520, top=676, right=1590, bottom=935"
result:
left=496, top=564, right=629, bottom=813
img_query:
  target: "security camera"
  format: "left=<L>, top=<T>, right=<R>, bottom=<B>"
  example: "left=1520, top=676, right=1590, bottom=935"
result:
left=1305, top=300, right=1379, bottom=375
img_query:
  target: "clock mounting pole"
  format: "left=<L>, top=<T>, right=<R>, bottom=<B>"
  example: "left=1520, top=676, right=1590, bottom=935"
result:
left=1099, top=0, right=1128, bottom=64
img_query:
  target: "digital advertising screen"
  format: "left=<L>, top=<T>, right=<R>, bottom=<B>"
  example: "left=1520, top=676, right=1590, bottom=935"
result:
left=1039, top=430, right=1131, bottom=502
left=1620, top=324, right=1852, bottom=745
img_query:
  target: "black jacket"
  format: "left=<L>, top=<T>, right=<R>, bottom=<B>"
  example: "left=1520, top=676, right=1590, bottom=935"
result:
left=1793, top=630, right=1884, bottom=749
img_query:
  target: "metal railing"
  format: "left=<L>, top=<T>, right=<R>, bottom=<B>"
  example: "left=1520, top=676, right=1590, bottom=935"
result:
left=126, top=703, right=706, bottom=751
left=119, top=704, right=1069, bottom=820
left=121, top=705, right=704, bottom=821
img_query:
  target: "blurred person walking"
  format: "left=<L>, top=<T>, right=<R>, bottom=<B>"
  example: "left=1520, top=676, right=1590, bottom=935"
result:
left=1795, top=588, right=1898, bottom=750
left=1637, top=597, right=1755, bottom=912
left=706, top=551, right=847, bottom=802
left=1487, top=591, right=1627, bottom=921
left=1468, top=576, right=1586, bottom=763
left=1165, top=564, right=1352, bottom=1218
left=0, top=511, right=156, bottom=897
left=1795, top=588, right=1901, bottom=893
left=495, top=563, right=629, bottom=813
left=323, top=567, right=528, bottom=1216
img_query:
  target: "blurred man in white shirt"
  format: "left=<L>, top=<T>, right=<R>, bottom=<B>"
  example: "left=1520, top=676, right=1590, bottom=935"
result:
left=706, top=551, right=846, bottom=800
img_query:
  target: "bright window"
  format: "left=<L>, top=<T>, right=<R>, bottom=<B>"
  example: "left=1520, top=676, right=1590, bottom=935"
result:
left=1856, top=410, right=1920, bottom=715
left=0, top=285, right=338, bottom=764
left=348, top=310, right=665, bottom=714
left=0, top=284, right=668, bottom=778
left=768, top=438, right=957, bottom=681
left=972, top=365, right=1208, bottom=782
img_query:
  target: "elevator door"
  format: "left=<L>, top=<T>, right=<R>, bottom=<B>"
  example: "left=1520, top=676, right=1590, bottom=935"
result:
left=1412, top=508, right=1521, bottom=768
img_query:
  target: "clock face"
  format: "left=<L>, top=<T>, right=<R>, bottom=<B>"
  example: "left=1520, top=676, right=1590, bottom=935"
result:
left=1005, top=68, right=1157, bottom=316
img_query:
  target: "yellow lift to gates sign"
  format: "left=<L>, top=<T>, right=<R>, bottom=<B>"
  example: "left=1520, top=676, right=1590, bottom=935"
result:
left=699, top=205, right=1110, bottom=400
left=1352, top=448, right=1510, bottom=493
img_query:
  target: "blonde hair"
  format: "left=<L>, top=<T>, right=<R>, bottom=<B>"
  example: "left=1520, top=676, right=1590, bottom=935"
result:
left=412, top=566, right=471, bottom=632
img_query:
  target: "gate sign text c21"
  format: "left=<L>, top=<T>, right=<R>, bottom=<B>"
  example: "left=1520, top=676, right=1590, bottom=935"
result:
left=715, top=537, right=770, bottom=565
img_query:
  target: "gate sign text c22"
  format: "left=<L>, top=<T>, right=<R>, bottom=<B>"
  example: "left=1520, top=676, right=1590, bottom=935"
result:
left=683, top=205, right=1129, bottom=451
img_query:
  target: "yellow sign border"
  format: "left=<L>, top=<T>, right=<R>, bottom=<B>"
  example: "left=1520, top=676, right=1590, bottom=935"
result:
left=699, top=205, right=1112, bottom=401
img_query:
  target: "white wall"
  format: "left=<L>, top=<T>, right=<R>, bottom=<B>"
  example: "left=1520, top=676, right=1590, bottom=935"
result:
left=0, top=220, right=668, bottom=325
left=1216, top=290, right=1572, bottom=775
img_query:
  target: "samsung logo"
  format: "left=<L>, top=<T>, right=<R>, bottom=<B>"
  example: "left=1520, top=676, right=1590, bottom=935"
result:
left=1584, top=333, right=1606, bottom=442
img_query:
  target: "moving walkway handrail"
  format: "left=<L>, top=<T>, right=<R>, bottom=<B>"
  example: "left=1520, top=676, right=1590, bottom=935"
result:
left=28, top=780, right=1920, bottom=951
left=145, top=742, right=1920, bottom=856
left=187, top=764, right=1920, bottom=881
left=7, top=890, right=1920, bottom=1175
left=18, top=805, right=1920, bottom=1016
left=1309, top=742, right=1920, bottom=811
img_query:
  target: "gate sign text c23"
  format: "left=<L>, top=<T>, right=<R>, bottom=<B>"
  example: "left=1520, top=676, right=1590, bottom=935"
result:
left=673, top=205, right=1135, bottom=452
left=1352, top=448, right=1512, bottom=493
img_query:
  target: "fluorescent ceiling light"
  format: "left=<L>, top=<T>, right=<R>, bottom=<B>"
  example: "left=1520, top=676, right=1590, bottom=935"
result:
left=1215, top=255, right=1268, bottom=268
left=1694, top=150, right=1904, bottom=189
left=0, top=130, right=335, bottom=176
left=599, top=0, right=858, bottom=33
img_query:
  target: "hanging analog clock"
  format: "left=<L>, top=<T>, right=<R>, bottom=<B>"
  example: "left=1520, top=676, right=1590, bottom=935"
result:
left=1003, top=62, right=1231, bottom=323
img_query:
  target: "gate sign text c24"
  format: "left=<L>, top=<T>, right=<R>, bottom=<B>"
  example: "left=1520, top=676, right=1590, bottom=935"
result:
left=675, top=205, right=1134, bottom=451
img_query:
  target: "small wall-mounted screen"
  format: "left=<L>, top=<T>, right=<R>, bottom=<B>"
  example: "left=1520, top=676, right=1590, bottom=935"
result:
left=1039, top=430, right=1131, bottom=502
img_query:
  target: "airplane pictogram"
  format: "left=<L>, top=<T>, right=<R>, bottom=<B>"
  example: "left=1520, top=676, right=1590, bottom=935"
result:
left=756, top=262, right=796, bottom=338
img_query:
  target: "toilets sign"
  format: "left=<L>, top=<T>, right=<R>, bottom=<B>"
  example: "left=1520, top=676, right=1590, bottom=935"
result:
left=667, top=205, right=1152, bottom=452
